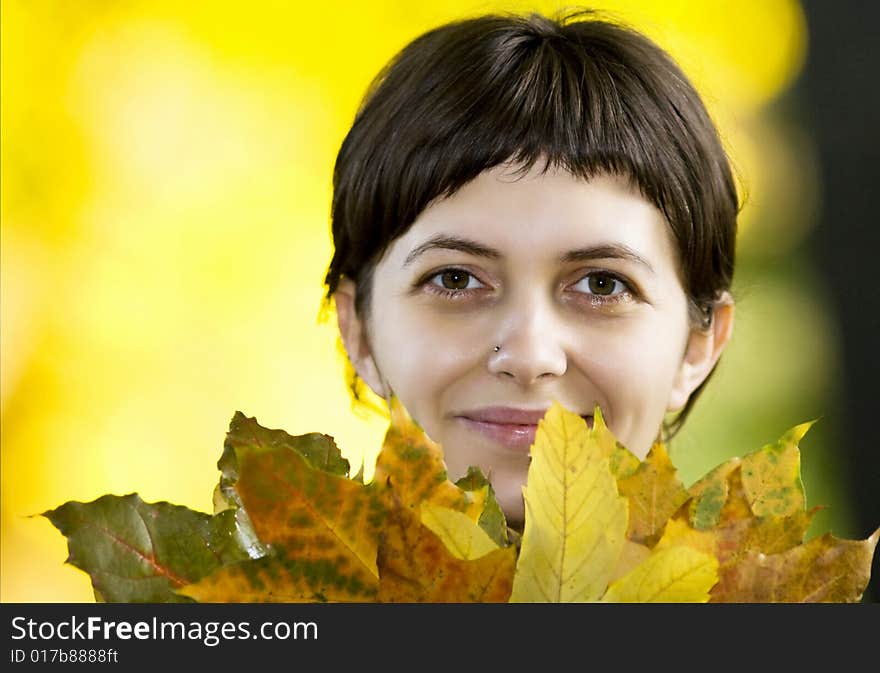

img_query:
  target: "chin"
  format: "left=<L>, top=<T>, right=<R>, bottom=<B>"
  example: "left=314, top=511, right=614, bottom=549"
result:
left=492, top=478, right=526, bottom=531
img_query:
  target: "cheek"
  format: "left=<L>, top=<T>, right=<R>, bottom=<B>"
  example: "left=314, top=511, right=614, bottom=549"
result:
left=368, top=303, right=490, bottom=414
left=574, top=320, right=685, bottom=440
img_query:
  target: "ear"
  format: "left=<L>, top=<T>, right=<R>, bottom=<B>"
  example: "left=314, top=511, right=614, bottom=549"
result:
left=333, top=277, right=387, bottom=398
left=667, top=293, right=735, bottom=413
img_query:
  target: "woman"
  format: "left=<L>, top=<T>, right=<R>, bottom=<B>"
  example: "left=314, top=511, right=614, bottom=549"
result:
left=324, top=9, right=736, bottom=528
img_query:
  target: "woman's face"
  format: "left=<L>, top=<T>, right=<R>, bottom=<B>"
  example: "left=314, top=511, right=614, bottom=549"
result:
left=337, top=165, right=729, bottom=527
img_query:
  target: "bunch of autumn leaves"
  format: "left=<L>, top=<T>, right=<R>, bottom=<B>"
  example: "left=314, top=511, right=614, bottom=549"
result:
left=45, top=401, right=878, bottom=603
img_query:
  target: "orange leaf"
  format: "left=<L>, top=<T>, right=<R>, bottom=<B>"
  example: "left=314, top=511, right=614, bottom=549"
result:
left=181, top=418, right=384, bottom=602
left=616, top=441, right=689, bottom=546
left=372, top=397, right=484, bottom=520
left=377, top=493, right=515, bottom=602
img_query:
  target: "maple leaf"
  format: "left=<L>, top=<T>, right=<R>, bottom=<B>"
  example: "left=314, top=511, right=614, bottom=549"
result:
left=44, top=400, right=878, bottom=603
left=655, top=421, right=876, bottom=602
left=616, top=442, right=689, bottom=546
left=376, top=493, right=516, bottom=602
left=179, top=413, right=384, bottom=602
left=372, top=397, right=487, bottom=520
left=372, top=397, right=516, bottom=601
left=184, top=401, right=517, bottom=603
left=710, top=531, right=880, bottom=602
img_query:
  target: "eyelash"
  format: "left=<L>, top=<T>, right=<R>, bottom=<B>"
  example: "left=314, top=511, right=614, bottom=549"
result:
left=418, top=267, right=637, bottom=304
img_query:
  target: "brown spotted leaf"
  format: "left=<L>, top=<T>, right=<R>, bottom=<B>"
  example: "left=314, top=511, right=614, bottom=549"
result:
left=687, top=459, right=740, bottom=530
left=671, top=465, right=817, bottom=565
left=711, top=529, right=880, bottom=602
left=740, top=421, right=811, bottom=518
left=372, top=396, right=486, bottom=521
left=616, top=441, right=689, bottom=546
left=661, top=420, right=877, bottom=602
left=180, top=413, right=384, bottom=602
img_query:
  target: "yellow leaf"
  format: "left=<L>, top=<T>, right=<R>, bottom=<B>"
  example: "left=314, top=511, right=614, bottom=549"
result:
left=609, top=540, right=652, bottom=584
left=602, top=546, right=718, bottom=603
left=510, top=402, right=628, bottom=602
left=655, top=516, right=716, bottom=557
left=420, top=503, right=500, bottom=560
left=592, top=406, right=640, bottom=479
left=741, top=421, right=812, bottom=517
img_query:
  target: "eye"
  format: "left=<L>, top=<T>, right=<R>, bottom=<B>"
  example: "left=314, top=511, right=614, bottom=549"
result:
left=570, top=272, right=629, bottom=297
left=430, top=268, right=485, bottom=291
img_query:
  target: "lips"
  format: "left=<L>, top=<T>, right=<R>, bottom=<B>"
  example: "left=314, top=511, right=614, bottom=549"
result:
left=456, top=407, right=593, bottom=452
left=462, top=407, right=551, bottom=425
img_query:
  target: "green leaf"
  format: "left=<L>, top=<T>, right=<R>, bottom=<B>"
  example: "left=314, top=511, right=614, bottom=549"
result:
left=455, top=466, right=510, bottom=547
left=224, top=411, right=351, bottom=477
left=687, top=460, right=739, bottom=530
left=43, top=493, right=252, bottom=602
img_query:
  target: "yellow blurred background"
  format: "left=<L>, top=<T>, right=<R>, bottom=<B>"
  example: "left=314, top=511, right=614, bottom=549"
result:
left=2, top=0, right=852, bottom=602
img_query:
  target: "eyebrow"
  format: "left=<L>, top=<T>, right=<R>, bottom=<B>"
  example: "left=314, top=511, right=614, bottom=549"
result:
left=403, top=234, right=655, bottom=274
left=403, top=235, right=501, bottom=267
left=560, top=244, right=655, bottom=274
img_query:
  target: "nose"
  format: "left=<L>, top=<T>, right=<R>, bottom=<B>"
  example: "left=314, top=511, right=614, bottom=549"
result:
left=487, top=301, right=568, bottom=385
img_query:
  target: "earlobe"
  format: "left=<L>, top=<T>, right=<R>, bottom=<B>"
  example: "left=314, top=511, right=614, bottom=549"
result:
left=333, top=278, right=387, bottom=398
left=667, top=294, right=735, bottom=412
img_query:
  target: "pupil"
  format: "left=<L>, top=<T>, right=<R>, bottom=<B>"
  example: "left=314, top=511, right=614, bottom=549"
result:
left=589, top=274, right=615, bottom=295
left=442, top=271, right=469, bottom=289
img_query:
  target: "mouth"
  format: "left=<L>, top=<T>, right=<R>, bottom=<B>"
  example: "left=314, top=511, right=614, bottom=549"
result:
left=455, top=407, right=594, bottom=452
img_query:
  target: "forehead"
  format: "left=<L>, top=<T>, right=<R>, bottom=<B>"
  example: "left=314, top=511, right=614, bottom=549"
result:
left=382, top=166, right=680, bottom=270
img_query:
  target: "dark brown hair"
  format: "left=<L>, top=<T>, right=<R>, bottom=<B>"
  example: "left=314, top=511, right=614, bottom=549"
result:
left=324, top=8, right=738, bottom=438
